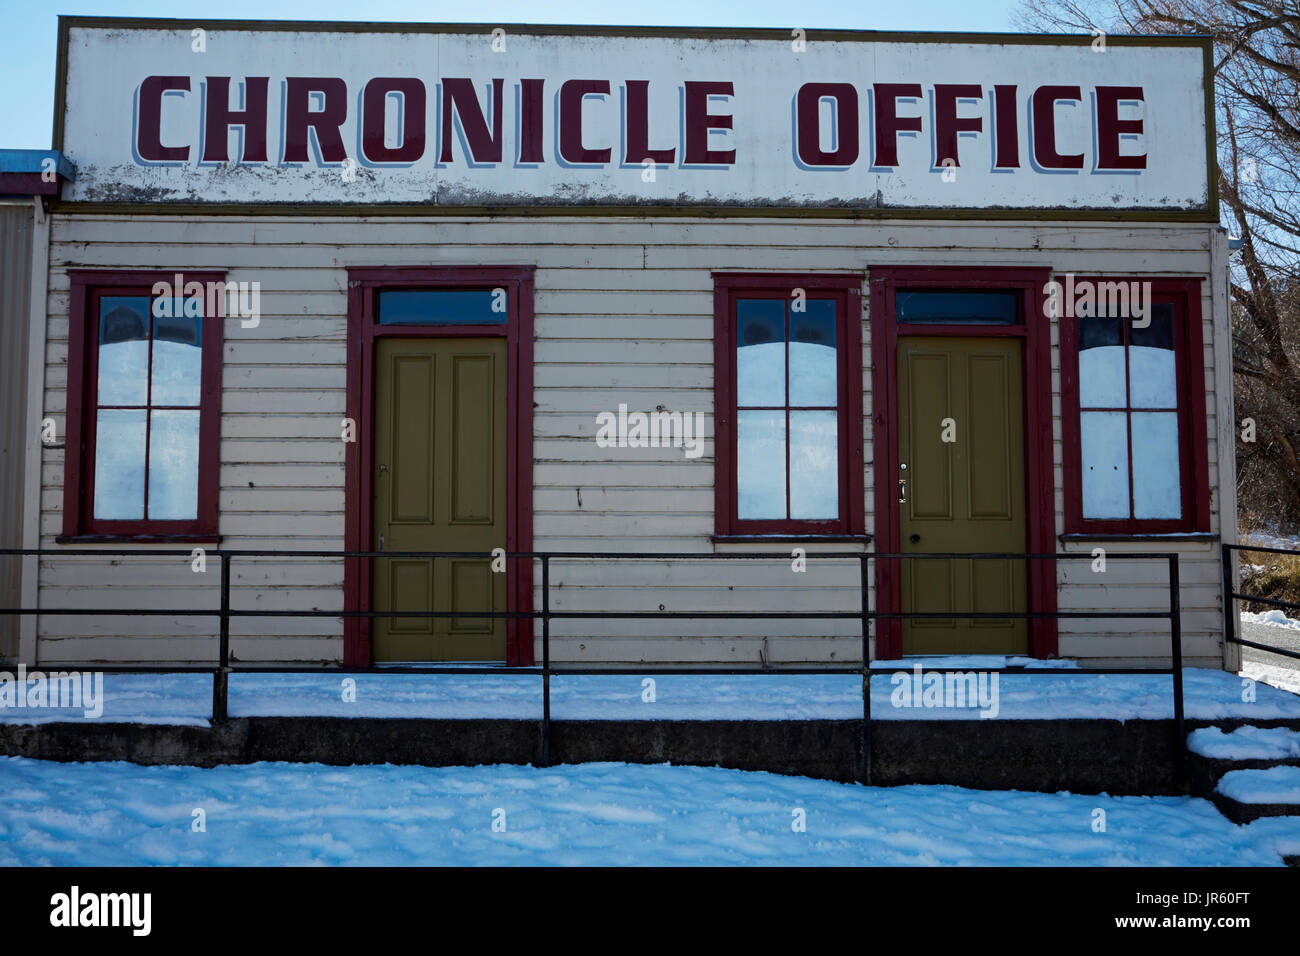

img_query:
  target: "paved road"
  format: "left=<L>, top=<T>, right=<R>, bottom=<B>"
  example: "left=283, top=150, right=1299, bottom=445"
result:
left=1239, top=619, right=1300, bottom=674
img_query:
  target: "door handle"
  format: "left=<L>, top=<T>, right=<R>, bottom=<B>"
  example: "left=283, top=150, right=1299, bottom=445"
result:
left=377, top=533, right=384, bottom=552
left=898, top=478, right=907, bottom=503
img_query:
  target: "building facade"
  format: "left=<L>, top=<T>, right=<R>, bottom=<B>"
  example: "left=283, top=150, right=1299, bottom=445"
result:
left=6, top=18, right=1237, bottom=671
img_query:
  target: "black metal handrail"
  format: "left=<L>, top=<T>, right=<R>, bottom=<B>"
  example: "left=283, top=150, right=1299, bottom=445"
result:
left=0, top=547, right=1186, bottom=783
left=1222, top=541, right=1300, bottom=663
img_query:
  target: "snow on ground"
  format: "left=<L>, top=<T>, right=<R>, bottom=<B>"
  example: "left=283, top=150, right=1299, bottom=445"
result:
left=1215, top=766, right=1300, bottom=805
left=1241, top=661, right=1300, bottom=696
left=1188, top=725, right=1300, bottom=760
left=867, top=655, right=1081, bottom=670
left=1242, top=609, right=1300, bottom=630
left=1241, top=531, right=1300, bottom=551
left=0, top=757, right=1295, bottom=866
left=2, top=665, right=1300, bottom=724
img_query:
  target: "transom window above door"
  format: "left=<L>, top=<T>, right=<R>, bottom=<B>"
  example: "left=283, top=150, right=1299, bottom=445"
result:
left=895, top=289, right=1020, bottom=324
left=713, top=274, right=864, bottom=536
left=376, top=288, right=509, bottom=325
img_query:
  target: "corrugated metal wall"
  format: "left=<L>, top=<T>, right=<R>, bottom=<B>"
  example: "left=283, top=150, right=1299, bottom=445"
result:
left=0, top=202, right=33, bottom=663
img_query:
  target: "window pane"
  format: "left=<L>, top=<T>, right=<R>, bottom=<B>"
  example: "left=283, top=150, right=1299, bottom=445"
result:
left=789, top=299, right=837, bottom=407
left=896, top=290, right=1019, bottom=324
left=377, top=289, right=508, bottom=325
left=148, top=410, right=201, bottom=520
left=789, top=410, right=838, bottom=519
left=151, top=310, right=203, bottom=406
left=737, top=299, right=786, bottom=407
left=94, top=408, right=147, bottom=520
left=1131, top=411, right=1181, bottom=519
left=1078, top=315, right=1125, bottom=408
left=1129, top=304, right=1176, bottom=409
left=737, top=409, right=786, bottom=519
left=97, top=297, right=150, bottom=406
left=1080, top=411, right=1129, bottom=518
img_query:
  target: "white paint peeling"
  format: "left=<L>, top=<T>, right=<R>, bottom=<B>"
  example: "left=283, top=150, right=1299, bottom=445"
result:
left=60, top=27, right=1210, bottom=210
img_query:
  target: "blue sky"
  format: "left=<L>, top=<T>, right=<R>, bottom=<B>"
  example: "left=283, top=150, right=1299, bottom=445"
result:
left=0, top=0, right=1024, bottom=149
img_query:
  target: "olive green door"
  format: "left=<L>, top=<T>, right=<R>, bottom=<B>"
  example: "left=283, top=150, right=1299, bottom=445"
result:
left=373, top=337, right=507, bottom=662
left=898, top=337, right=1028, bottom=655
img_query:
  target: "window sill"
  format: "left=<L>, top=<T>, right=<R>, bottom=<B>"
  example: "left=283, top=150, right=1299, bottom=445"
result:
left=1058, top=533, right=1217, bottom=543
left=712, top=534, right=872, bottom=544
left=55, top=534, right=222, bottom=545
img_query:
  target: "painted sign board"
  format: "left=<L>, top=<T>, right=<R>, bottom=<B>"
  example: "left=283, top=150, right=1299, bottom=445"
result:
left=56, top=20, right=1213, bottom=214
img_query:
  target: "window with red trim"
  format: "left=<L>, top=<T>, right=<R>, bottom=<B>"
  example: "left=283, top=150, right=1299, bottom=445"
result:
left=1059, top=278, right=1209, bottom=534
left=62, top=272, right=224, bottom=540
left=713, top=274, right=864, bottom=536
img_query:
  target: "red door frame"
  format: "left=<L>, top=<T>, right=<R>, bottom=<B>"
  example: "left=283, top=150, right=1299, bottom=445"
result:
left=869, top=266, right=1057, bottom=660
left=344, top=266, right=535, bottom=666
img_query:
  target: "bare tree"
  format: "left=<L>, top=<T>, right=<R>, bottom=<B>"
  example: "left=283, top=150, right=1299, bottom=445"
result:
left=1017, top=0, right=1300, bottom=530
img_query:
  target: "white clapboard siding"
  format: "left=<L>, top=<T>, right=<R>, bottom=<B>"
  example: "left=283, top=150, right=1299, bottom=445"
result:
left=34, top=213, right=1225, bottom=669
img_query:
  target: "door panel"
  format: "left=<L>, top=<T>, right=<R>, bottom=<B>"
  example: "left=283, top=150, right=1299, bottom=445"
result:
left=898, top=337, right=1027, bottom=654
left=373, top=337, right=507, bottom=661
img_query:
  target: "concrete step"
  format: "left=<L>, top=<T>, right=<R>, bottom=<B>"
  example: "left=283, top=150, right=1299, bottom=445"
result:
left=1188, top=725, right=1300, bottom=761
left=1186, top=725, right=1300, bottom=798
left=1211, top=766, right=1300, bottom=824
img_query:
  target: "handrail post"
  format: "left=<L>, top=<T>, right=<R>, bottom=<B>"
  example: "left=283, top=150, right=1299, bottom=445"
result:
left=1168, top=553, right=1186, bottom=786
left=213, top=551, right=231, bottom=723
left=541, top=554, right=551, bottom=768
left=859, top=553, right=872, bottom=786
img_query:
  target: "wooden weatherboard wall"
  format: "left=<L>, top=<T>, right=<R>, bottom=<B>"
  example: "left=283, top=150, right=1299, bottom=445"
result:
left=33, top=214, right=1230, bottom=669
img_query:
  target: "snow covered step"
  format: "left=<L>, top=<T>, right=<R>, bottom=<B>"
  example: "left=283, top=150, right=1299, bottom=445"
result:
left=1216, top=766, right=1300, bottom=803
left=1185, top=724, right=1300, bottom=799
left=1188, top=726, right=1300, bottom=761
left=1210, top=766, right=1300, bottom=823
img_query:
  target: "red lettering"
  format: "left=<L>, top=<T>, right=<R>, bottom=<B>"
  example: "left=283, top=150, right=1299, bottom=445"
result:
left=795, top=83, right=859, bottom=167
left=1032, top=85, right=1084, bottom=170
left=932, top=84, right=982, bottom=167
left=202, top=77, right=269, bottom=164
left=283, top=78, right=348, bottom=164
left=439, top=78, right=503, bottom=164
left=137, top=76, right=190, bottom=163
left=683, top=82, right=735, bottom=165
left=559, top=80, right=611, bottom=164
left=872, top=83, right=923, bottom=167
left=518, top=79, right=545, bottom=164
left=993, top=84, right=1020, bottom=169
left=624, top=81, right=675, bottom=165
left=360, top=78, right=426, bottom=164
left=1095, top=86, right=1146, bottom=170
